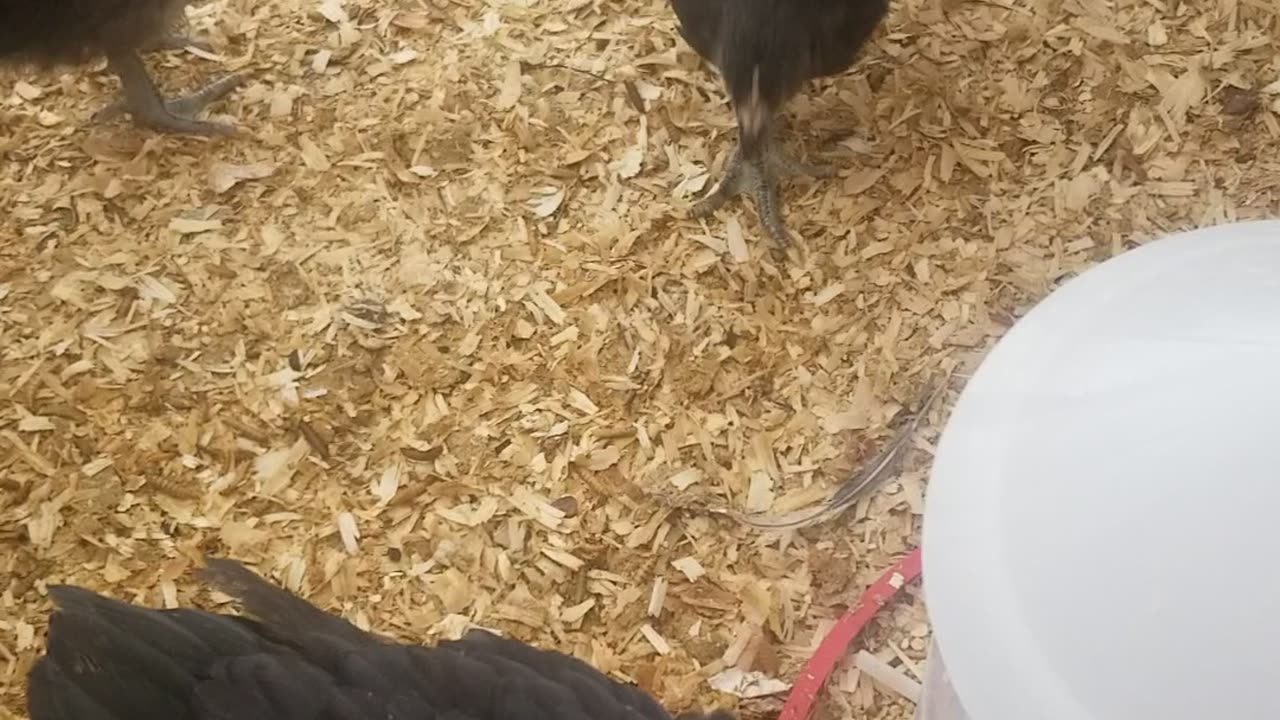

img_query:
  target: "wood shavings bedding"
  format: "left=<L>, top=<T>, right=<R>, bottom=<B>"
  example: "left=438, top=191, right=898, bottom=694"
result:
left=1, top=1, right=1277, bottom=719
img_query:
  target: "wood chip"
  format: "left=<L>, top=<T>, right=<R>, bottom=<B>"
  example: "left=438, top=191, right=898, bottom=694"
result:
left=854, top=650, right=922, bottom=702
left=639, top=624, right=671, bottom=655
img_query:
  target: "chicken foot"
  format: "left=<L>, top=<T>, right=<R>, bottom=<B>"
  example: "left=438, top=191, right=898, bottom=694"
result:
left=692, top=135, right=834, bottom=246
left=92, top=51, right=242, bottom=136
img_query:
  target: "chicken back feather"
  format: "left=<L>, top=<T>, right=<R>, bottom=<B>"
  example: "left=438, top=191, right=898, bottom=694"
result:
left=27, top=557, right=726, bottom=720
left=0, top=0, right=185, bottom=66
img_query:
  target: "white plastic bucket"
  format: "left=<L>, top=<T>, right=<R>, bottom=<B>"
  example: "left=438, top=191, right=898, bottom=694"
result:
left=914, top=639, right=969, bottom=720
left=915, top=220, right=1280, bottom=720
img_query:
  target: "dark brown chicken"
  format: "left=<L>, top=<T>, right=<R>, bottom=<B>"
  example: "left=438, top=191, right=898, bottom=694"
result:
left=672, top=0, right=890, bottom=245
left=0, top=0, right=241, bottom=135
left=27, top=557, right=736, bottom=720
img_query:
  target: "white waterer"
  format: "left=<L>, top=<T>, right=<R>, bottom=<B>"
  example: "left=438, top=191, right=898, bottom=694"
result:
left=915, top=219, right=1280, bottom=720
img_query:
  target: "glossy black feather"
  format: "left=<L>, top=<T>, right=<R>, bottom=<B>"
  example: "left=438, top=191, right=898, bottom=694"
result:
left=442, top=624, right=673, bottom=720
left=28, top=559, right=709, bottom=720
left=671, top=0, right=890, bottom=116
left=0, top=0, right=187, bottom=67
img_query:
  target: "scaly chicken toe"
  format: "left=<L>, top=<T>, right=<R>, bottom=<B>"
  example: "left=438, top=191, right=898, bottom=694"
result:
left=95, top=52, right=241, bottom=136
left=692, top=138, right=833, bottom=246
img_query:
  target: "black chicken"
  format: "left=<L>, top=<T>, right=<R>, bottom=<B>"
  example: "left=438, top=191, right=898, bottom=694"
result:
left=27, top=557, right=735, bottom=720
left=672, top=0, right=890, bottom=245
left=0, top=0, right=241, bottom=135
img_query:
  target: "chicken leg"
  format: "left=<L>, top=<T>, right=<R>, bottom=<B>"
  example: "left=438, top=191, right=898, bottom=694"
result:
left=94, top=51, right=241, bottom=136
left=692, top=131, right=834, bottom=246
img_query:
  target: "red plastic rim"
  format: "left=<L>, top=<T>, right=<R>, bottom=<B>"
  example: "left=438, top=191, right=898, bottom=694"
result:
left=777, top=547, right=923, bottom=720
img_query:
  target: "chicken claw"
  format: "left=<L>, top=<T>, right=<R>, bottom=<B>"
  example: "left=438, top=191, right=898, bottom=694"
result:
left=92, top=52, right=243, bottom=136
left=692, top=138, right=834, bottom=246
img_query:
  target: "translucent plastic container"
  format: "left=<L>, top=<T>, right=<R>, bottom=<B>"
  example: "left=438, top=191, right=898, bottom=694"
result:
left=914, top=220, right=1280, bottom=720
left=913, top=640, right=968, bottom=720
